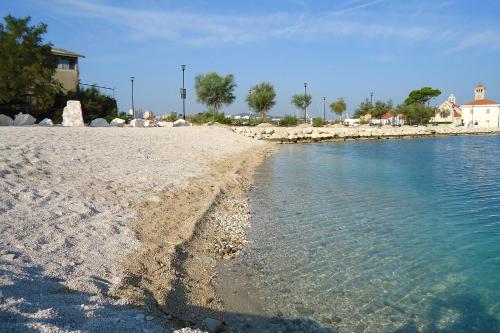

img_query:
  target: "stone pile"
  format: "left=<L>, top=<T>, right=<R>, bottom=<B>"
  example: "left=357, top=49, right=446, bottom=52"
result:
left=231, top=125, right=500, bottom=143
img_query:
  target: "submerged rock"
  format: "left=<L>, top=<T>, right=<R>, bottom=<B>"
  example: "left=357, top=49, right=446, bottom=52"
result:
left=202, top=318, right=223, bottom=333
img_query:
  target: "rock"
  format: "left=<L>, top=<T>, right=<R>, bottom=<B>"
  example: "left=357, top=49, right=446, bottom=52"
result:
left=256, top=122, right=273, bottom=127
left=62, top=100, right=84, bottom=127
left=14, top=113, right=36, bottom=126
left=173, top=119, right=190, bottom=127
left=90, top=118, right=109, bottom=127
left=38, top=118, right=54, bottom=126
left=135, top=314, right=145, bottom=321
left=145, top=315, right=154, bottom=321
left=1, top=253, right=17, bottom=261
left=130, top=119, right=145, bottom=127
left=110, top=118, right=126, bottom=127
left=202, top=318, right=223, bottom=333
left=0, top=114, right=14, bottom=126
left=157, top=121, right=173, bottom=127
left=144, top=120, right=154, bottom=127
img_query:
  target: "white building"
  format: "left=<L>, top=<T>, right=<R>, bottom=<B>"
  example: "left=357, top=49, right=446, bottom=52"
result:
left=461, top=84, right=500, bottom=128
left=432, top=94, right=462, bottom=126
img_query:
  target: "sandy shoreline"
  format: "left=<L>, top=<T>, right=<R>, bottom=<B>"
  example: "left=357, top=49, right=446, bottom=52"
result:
left=0, top=126, right=271, bottom=332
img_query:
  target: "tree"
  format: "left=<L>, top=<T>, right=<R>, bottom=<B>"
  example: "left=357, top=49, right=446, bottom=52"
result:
left=396, top=103, right=436, bottom=125
left=404, top=87, right=441, bottom=106
left=353, top=99, right=374, bottom=119
left=246, top=82, right=276, bottom=120
left=0, top=15, right=61, bottom=110
left=371, top=100, right=393, bottom=122
left=330, top=97, right=347, bottom=120
left=439, top=108, right=451, bottom=119
left=194, top=72, right=236, bottom=122
left=291, top=93, right=312, bottom=122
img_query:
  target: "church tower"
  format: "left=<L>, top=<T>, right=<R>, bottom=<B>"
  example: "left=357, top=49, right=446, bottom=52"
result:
left=448, top=94, right=456, bottom=104
left=475, top=84, right=485, bottom=100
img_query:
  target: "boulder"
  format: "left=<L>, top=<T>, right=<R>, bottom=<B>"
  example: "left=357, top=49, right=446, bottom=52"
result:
left=157, top=121, right=173, bottom=127
left=173, top=119, right=191, bottom=127
left=110, top=118, right=126, bottom=127
left=130, top=119, right=145, bottom=127
left=202, top=318, right=223, bottom=333
left=0, top=114, right=14, bottom=126
left=38, top=118, right=54, bottom=127
left=144, top=120, right=154, bottom=127
left=14, top=113, right=36, bottom=126
left=90, top=118, right=109, bottom=127
left=62, top=100, right=84, bottom=127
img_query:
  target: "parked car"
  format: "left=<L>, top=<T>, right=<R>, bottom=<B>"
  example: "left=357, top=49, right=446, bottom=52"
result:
left=343, top=119, right=360, bottom=127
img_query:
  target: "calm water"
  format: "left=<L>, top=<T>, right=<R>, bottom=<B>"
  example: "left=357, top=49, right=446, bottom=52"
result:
left=218, top=136, right=500, bottom=333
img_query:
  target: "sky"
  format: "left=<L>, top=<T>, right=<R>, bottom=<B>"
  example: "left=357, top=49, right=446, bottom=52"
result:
left=2, top=0, right=500, bottom=118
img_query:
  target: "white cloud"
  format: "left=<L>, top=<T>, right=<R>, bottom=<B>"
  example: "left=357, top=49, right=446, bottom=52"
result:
left=447, top=30, right=500, bottom=53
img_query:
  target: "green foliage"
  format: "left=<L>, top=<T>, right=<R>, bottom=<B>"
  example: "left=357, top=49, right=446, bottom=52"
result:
left=52, top=86, right=117, bottom=123
left=280, top=115, right=298, bottom=126
left=330, top=97, right=347, bottom=119
left=188, top=111, right=232, bottom=125
left=371, top=100, right=393, bottom=119
left=0, top=15, right=62, bottom=109
left=396, top=103, right=436, bottom=125
left=246, top=82, right=276, bottom=120
left=163, top=114, right=178, bottom=122
left=405, top=87, right=441, bottom=105
left=194, top=72, right=236, bottom=121
left=353, top=99, right=373, bottom=119
left=439, top=109, right=451, bottom=118
left=291, top=93, right=312, bottom=120
left=312, top=117, right=325, bottom=127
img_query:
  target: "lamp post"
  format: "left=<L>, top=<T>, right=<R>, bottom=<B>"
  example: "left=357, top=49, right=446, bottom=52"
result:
left=130, top=76, right=135, bottom=119
left=323, top=97, right=326, bottom=121
left=304, top=82, right=308, bottom=122
left=370, top=92, right=373, bottom=104
left=181, top=65, right=186, bottom=120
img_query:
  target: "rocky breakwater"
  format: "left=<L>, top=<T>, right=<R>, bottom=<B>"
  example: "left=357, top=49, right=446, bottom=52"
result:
left=231, top=125, right=500, bottom=143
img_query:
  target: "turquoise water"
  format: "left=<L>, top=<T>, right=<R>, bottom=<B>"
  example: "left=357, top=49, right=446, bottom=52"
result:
left=218, top=136, right=500, bottom=332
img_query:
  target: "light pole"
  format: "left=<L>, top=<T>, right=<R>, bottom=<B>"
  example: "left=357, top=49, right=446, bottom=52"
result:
left=370, top=92, right=373, bottom=104
left=304, top=82, right=308, bottom=122
left=130, top=76, right=135, bottom=119
left=323, top=97, right=326, bottom=121
left=181, top=65, right=186, bottom=120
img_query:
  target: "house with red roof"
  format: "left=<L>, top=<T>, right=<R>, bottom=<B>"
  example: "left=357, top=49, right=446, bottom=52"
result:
left=432, top=94, right=463, bottom=126
left=461, top=84, right=500, bottom=127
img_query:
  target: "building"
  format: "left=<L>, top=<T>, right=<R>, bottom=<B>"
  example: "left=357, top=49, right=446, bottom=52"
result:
left=381, top=112, right=405, bottom=126
left=51, top=47, right=84, bottom=92
left=461, top=84, right=500, bottom=128
left=432, top=94, right=463, bottom=126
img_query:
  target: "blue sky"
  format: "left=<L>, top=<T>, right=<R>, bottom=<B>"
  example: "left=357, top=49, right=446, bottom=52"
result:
left=2, top=0, right=500, bottom=118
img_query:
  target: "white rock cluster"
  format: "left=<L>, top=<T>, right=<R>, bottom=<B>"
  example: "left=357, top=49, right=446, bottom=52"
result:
left=231, top=125, right=500, bottom=143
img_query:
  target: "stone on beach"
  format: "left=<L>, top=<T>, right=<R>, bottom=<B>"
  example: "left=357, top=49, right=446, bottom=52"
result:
left=38, top=118, right=54, bottom=126
left=202, top=318, right=223, bottom=333
left=157, top=121, right=173, bottom=127
left=130, top=119, right=145, bottom=127
left=90, top=118, right=109, bottom=127
left=173, top=119, right=191, bottom=127
left=62, top=100, right=84, bottom=127
left=0, top=114, right=14, bottom=126
left=14, top=113, right=36, bottom=126
left=110, top=118, right=126, bottom=127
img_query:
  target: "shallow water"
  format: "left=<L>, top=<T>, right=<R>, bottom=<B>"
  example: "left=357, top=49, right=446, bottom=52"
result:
left=218, top=136, right=500, bottom=333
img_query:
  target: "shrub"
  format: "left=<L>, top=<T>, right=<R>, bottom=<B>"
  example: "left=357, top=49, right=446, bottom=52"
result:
left=188, top=111, right=233, bottom=125
left=312, top=117, right=325, bottom=127
left=280, top=115, right=298, bottom=127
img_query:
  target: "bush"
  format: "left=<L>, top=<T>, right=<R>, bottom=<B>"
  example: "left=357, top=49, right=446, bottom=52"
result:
left=188, top=112, right=233, bottom=125
left=280, top=115, right=298, bottom=127
left=312, top=117, right=325, bottom=127
left=163, top=114, right=178, bottom=122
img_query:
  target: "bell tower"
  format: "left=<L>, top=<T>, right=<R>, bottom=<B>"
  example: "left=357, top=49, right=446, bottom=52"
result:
left=448, top=94, right=456, bottom=104
left=475, top=84, right=485, bottom=100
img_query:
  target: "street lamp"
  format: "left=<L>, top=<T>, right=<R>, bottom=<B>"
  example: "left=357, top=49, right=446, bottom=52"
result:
left=304, top=82, right=308, bottom=122
left=130, top=76, right=135, bottom=119
left=180, top=65, right=186, bottom=120
left=323, top=97, right=326, bottom=121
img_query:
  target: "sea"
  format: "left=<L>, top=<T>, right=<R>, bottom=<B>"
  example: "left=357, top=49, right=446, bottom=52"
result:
left=217, top=135, right=500, bottom=333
